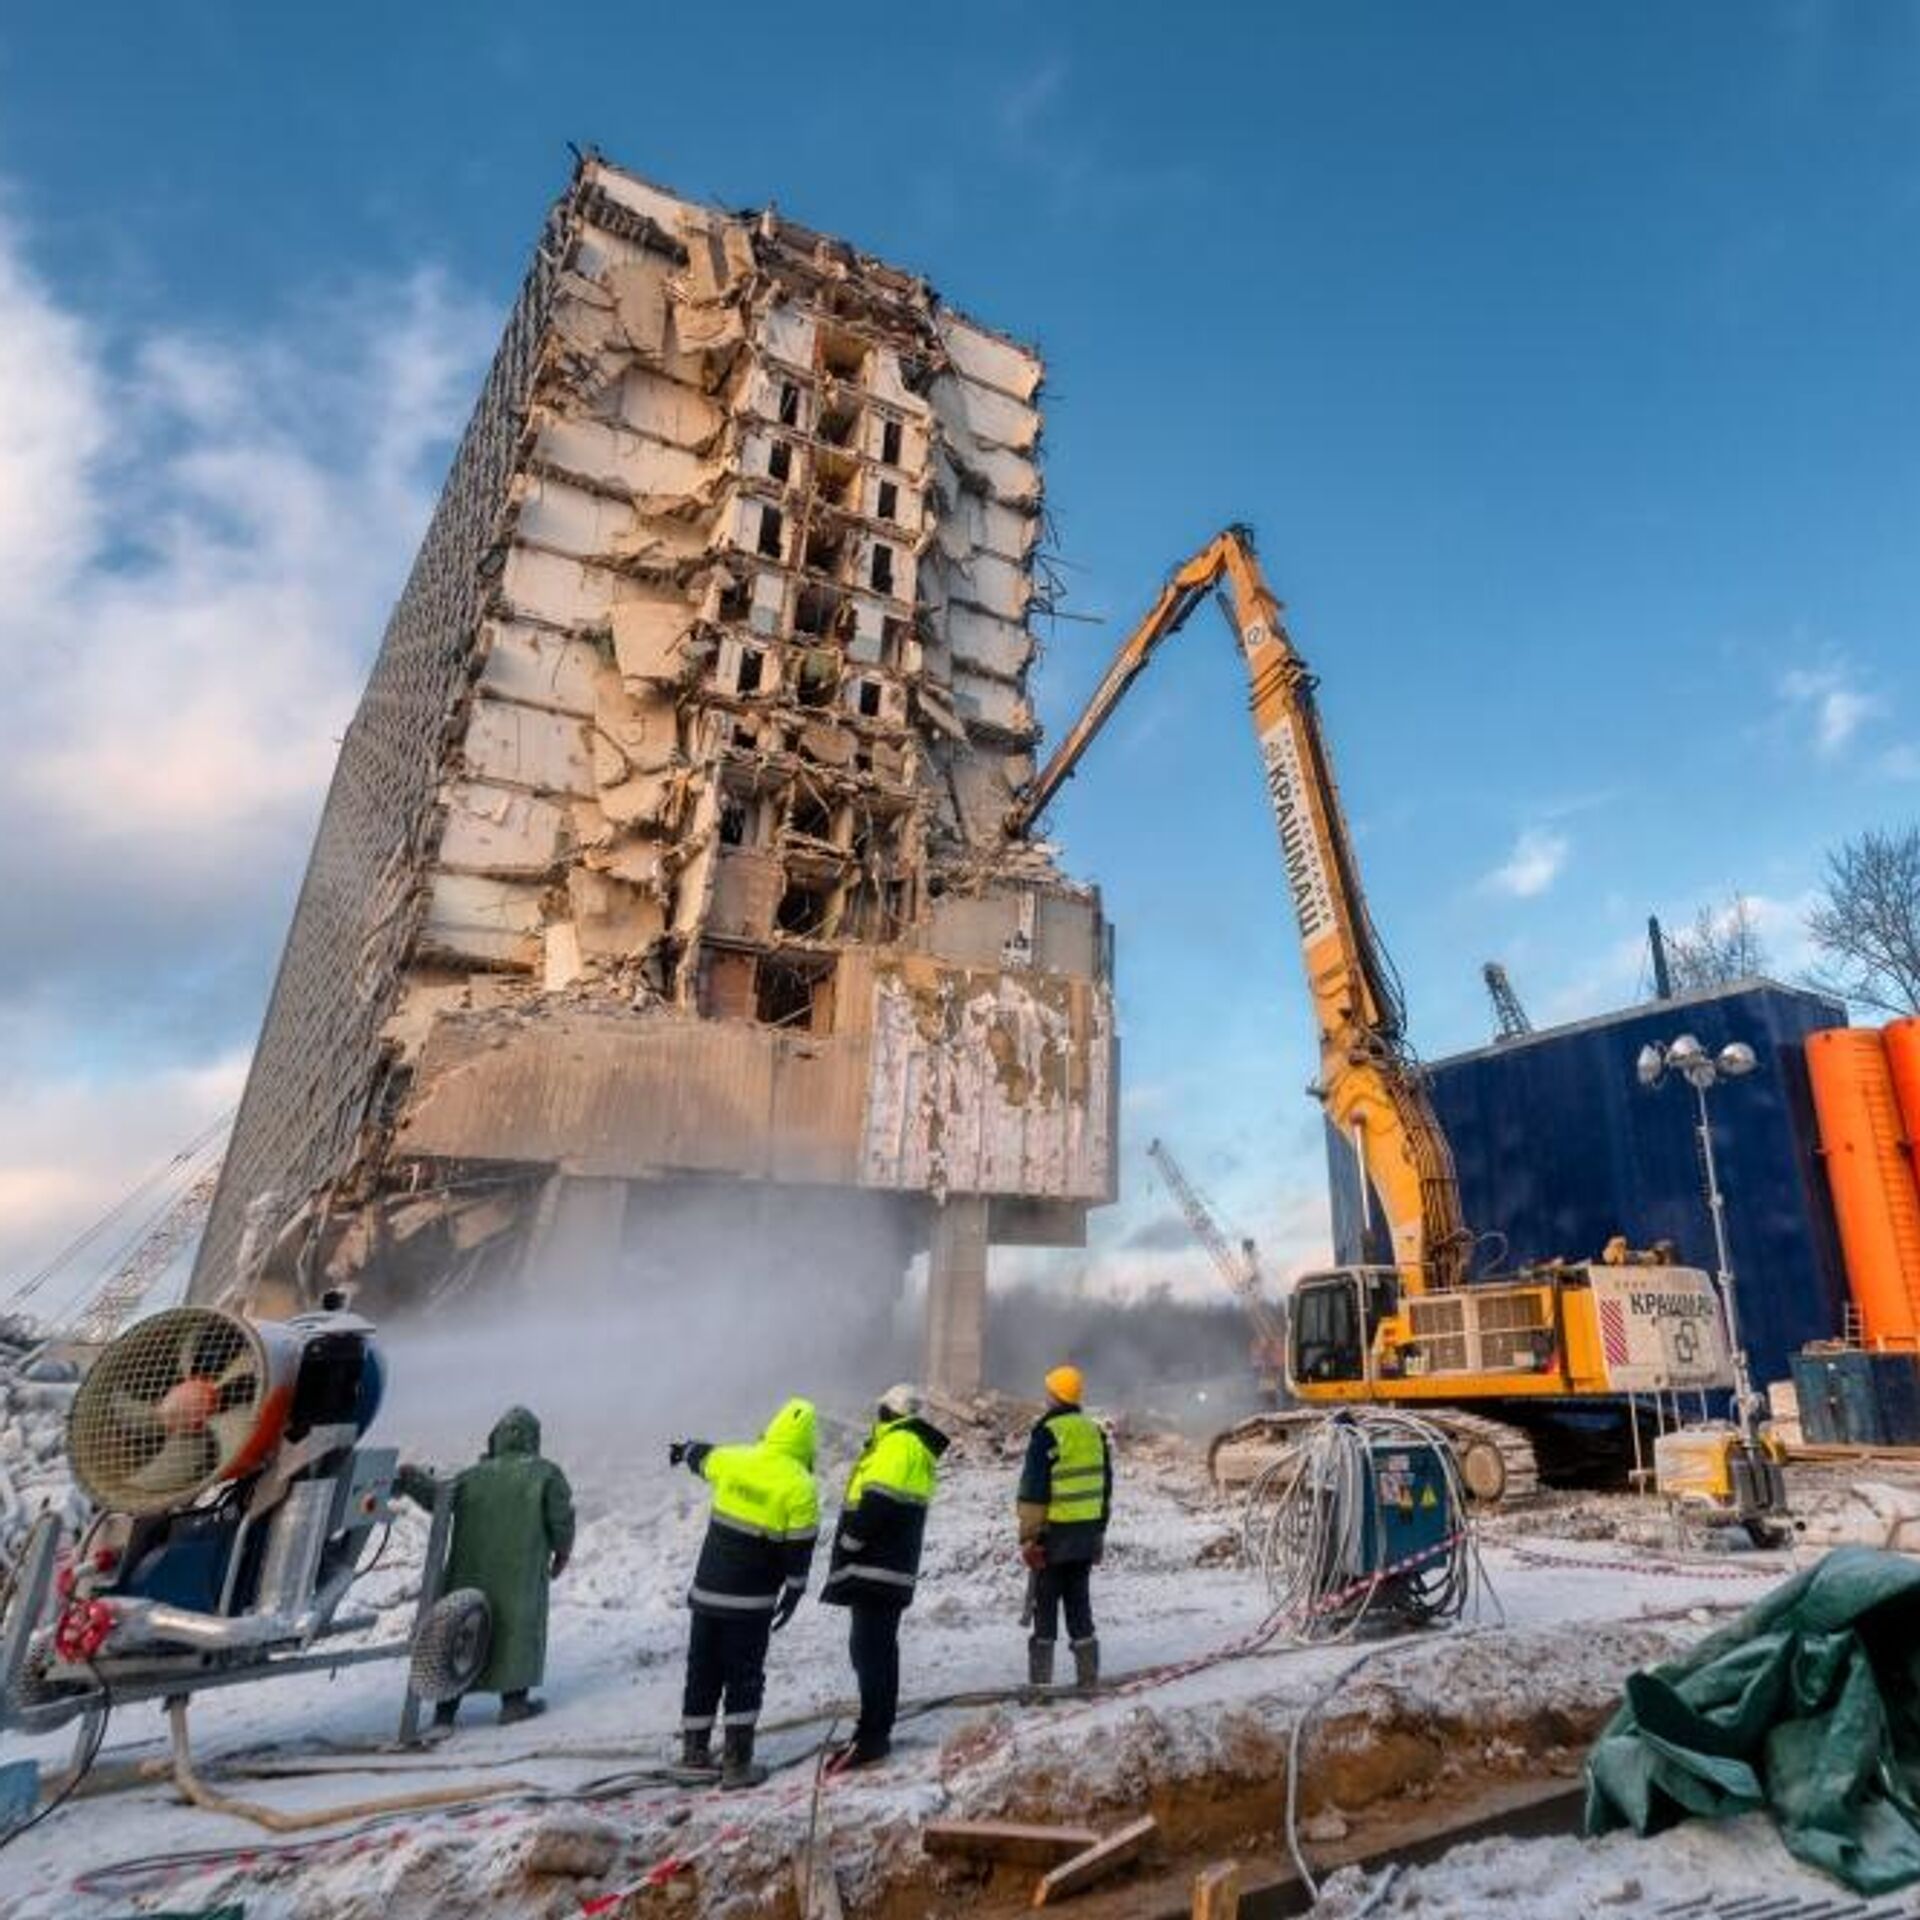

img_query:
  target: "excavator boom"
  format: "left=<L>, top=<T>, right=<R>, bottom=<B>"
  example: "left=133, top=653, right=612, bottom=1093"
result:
left=1014, top=526, right=1468, bottom=1296
left=1019, top=525, right=1737, bottom=1500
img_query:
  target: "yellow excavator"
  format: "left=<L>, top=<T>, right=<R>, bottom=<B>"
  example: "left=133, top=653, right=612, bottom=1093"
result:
left=1009, top=526, right=1736, bottom=1503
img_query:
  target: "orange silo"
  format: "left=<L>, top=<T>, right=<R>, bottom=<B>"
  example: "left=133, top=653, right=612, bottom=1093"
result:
left=1887, top=1016, right=1920, bottom=1213
left=1807, top=1027, right=1920, bottom=1348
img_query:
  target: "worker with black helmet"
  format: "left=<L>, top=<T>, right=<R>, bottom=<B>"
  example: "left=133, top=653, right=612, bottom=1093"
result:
left=668, top=1396, right=820, bottom=1789
left=1016, top=1364, right=1112, bottom=1689
left=820, top=1381, right=950, bottom=1769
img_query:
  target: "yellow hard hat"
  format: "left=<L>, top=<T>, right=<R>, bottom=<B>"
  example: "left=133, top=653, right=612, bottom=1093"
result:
left=1044, top=1364, right=1084, bottom=1406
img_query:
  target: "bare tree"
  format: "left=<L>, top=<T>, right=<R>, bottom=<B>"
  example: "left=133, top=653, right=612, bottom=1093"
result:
left=1664, top=894, right=1770, bottom=993
left=1807, top=825, right=1920, bottom=1016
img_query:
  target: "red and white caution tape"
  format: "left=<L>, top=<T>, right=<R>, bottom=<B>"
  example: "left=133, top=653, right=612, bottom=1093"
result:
left=1500, top=1543, right=1784, bottom=1583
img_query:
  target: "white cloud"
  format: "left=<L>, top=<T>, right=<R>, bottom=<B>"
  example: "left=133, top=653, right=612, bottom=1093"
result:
left=1481, top=825, right=1570, bottom=899
left=0, top=212, right=106, bottom=613
left=0, top=258, right=492, bottom=858
left=0, top=1045, right=247, bottom=1321
left=1737, top=887, right=1821, bottom=981
left=0, top=200, right=493, bottom=1304
left=996, top=54, right=1071, bottom=144
left=1779, top=663, right=1881, bottom=756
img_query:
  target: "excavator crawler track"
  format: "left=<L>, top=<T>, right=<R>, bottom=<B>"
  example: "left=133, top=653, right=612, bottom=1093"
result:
left=1208, top=1407, right=1541, bottom=1507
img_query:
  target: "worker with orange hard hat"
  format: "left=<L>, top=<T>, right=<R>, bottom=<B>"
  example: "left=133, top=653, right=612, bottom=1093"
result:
left=1015, top=1363, right=1112, bottom=1689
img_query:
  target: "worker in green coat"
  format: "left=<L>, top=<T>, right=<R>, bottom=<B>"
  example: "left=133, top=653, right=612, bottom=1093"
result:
left=398, top=1405, right=575, bottom=1731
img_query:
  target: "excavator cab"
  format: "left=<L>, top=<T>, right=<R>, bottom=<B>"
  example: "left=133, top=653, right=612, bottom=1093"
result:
left=1287, top=1268, right=1401, bottom=1388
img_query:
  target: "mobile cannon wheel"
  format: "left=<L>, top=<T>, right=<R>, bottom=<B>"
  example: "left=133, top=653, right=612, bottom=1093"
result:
left=408, top=1588, right=491, bottom=1704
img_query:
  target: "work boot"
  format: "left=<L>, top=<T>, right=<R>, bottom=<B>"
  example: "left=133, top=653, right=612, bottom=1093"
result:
left=721, top=1724, right=768, bottom=1791
left=1071, top=1637, right=1100, bottom=1691
left=427, top=1698, right=459, bottom=1741
left=1027, top=1637, right=1055, bottom=1687
left=826, top=1735, right=890, bottom=1775
left=679, top=1727, right=719, bottom=1775
left=499, top=1691, right=547, bottom=1726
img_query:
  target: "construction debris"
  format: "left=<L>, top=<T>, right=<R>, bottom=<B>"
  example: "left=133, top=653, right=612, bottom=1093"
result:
left=792, top=1840, right=846, bottom=1920
left=1031, top=1815, right=1159, bottom=1906
left=1190, top=1860, right=1242, bottom=1919
left=923, top=1819, right=1103, bottom=1865
left=0, top=1319, right=82, bottom=1558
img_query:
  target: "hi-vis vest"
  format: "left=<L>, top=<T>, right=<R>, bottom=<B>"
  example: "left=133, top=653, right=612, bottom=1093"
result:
left=1044, top=1412, right=1109, bottom=1528
left=822, top=1414, right=945, bottom=1606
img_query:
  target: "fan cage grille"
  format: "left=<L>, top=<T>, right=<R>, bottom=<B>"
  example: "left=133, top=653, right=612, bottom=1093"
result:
left=68, top=1308, right=269, bottom=1514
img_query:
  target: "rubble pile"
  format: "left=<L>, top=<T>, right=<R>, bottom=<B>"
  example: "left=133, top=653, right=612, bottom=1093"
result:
left=0, top=1318, right=83, bottom=1556
left=1792, top=1476, right=1920, bottom=1552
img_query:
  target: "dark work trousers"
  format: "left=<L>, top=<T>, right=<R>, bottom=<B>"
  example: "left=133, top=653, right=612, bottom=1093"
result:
left=847, top=1600, right=902, bottom=1754
left=681, top=1609, right=775, bottom=1731
left=1032, top=1561, right=1095, bottom=1643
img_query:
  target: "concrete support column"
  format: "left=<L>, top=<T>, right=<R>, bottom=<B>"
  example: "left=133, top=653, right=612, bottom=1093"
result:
left=519, top=1174, right=629, bottom=1296
left=924, top=1196, right=989, bottom=1394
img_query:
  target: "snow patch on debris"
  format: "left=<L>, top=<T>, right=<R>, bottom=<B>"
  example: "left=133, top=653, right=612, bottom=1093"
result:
left=1317, top=1812, right=1836, bottom=1918
left=1794, top=1477, right=1920, bottom=1553
left=0, top=1320, right=84, bottom=1555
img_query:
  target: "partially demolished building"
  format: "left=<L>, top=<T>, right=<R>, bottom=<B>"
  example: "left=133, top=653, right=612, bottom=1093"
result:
left=191, top=155, right=1114, bottom=1388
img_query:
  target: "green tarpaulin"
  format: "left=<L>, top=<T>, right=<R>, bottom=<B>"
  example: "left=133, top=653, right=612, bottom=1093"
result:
left=1586, top=1546, right=1920, bottom=1894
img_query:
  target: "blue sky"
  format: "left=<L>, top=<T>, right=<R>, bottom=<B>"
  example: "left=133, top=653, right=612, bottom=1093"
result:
left=2, top=3, right=1917, bottom=1302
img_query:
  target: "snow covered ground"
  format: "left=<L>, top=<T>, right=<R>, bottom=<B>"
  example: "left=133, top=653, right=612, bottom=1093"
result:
left=1314, top=1813, right=1920, bottom=1918
left=0, top=1409, right=1907, bottom=1919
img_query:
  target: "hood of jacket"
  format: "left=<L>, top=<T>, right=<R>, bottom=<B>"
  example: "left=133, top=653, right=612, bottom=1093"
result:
left=761, top=1396, right=817, bottom=1469
left=488, top=1406, right=541, bottom=1458
left=880, top=1413, right=950, bottom=1459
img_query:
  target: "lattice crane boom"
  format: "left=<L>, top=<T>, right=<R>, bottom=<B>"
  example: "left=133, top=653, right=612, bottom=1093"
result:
left=1145, top=1137, right=1286, bottom=1356
left=1147, top=1139, right=1250, bottom=1294
left=1482, top=960, right=1533, bottom=1040
left=69, top=1163, right=222, bottom=1347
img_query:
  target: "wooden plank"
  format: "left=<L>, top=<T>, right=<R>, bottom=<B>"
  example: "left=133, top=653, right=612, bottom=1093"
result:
left=1032, top=1816, right=1158, bottom=1908
left=1788, top=1441, right=1920, bottom=1463
left=923, top=1819, right=1102, bottom=1866
left=792, top=1841, right=844, bottom=1920
left=1192, top=1860, right=1241, bottom=1919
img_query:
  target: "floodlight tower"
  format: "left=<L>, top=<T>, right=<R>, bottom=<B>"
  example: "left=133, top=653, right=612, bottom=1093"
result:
left=1635, top=1034, right=1761, bottom=1437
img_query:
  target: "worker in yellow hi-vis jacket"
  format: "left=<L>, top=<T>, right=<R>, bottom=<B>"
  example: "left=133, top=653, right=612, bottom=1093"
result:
left=1015, top=1364, right=1113, bottom=1689
left=820, top=1382, right=950, bottom=1770
left=668, top=1397, right=819, bottom=1789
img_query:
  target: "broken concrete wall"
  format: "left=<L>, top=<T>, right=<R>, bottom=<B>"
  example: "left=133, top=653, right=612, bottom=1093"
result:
left=195, top=153, right=1115, bottom=1324
left=860, top=966, right=1114, bottom=1202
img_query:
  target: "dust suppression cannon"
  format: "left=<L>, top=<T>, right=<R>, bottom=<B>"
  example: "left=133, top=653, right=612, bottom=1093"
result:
left=0, top=1302, right=489, bottom=1743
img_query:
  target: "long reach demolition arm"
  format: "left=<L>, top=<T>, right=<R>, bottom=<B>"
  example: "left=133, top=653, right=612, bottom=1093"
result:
left=1009, top=524, right=1471, bottom=1295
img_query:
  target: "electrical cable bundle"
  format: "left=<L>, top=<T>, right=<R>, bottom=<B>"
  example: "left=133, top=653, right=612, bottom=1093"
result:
left=1242, top=1407, right=1497, bottom=1642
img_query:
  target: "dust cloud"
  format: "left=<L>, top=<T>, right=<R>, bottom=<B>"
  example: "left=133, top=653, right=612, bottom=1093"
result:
left=372, top=1184, right=919, bottom=1492
left=984, top=1285, right=1264, bottom=1432
left=368, top=1190, right=1269, bottom=1485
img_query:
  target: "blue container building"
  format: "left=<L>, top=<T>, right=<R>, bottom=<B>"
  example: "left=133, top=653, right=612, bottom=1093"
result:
left=1327, top=979, right=1851, bottom=1401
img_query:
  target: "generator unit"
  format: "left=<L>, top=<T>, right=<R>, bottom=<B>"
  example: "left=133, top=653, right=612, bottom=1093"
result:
left=1653, top=1423, right=1789, bottom=1546
left=1356, top=1440, right=1455, bottom=1580
left=1249, top=1409, right=1483, bottom=1640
